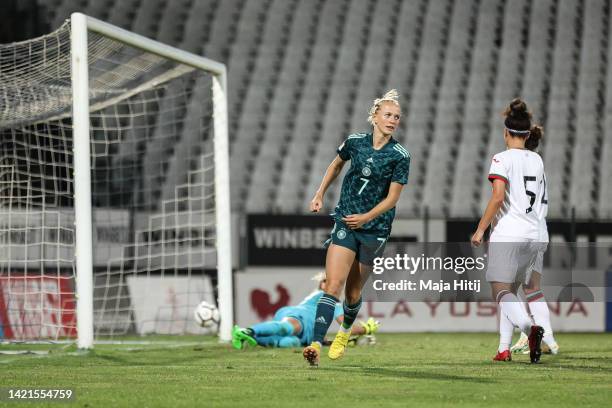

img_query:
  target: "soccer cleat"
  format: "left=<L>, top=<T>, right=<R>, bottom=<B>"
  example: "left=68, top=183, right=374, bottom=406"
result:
left=493, top=349, right=512, bottom=361
left=328, top=330, right=351, bottom=360
left=510, top=332, right=529, bottom=354
left=231, top=325, right=243, bottom=350
left=231, top=325, right=256, bottom=350
left=542, top=341, right=559, bottom=355
left=528, top=325, right=545, bottom=363
left=303, top=342, right=321, bottom=367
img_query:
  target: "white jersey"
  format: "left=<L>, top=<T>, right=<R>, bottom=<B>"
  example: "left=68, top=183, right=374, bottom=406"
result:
left=487, top=149, right=546, bottom=240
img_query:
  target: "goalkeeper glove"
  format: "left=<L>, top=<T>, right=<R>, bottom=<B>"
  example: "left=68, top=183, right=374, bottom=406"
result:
left=359, top=317, right=380, bottom=335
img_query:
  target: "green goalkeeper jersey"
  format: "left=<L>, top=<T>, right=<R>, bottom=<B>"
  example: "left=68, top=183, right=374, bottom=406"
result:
left=334, top=132, right=410, bottom=234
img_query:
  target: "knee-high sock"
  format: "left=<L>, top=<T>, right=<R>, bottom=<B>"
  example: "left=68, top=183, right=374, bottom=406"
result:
left=251, top=320, right=294, bottom=337
left=312, top=293, right=339, bottom=345
left=498, top=292, right=532, bottom=334
left=526, top=290, right=556, bottom=345
left=341, top=296, right=362, bottom=331
left=498, top=310, right=515, bottom=352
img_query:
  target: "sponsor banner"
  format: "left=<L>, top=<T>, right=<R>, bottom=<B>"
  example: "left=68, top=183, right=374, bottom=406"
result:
left=607, top=268, right=612, bottom=332
left=0, top=209, right=129, bottom=268
left=246, top=214, right=446, bottom=267
left=235, top=269, right=313, bottom=324
left=93, top=273, right=132, bottom=334
left=0, top=275, right=76, bottom=339
left=356, top=300, right=604, bottom=332
left=0, top=209, right=75, bottom=269
left=93, top=210, right=131, bottom=267
left=247, top=214, right=332, bottom=266
left=133, top=211, right=217, bottom=269
left=235, top=268, right=605, bottom=332
left=126, top=275, right=216, bottom=335
left=0, top=208, right=219, bottom=270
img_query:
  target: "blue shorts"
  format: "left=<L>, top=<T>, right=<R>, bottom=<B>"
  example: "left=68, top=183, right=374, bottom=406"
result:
left=324, top=220, right=389, bottom=266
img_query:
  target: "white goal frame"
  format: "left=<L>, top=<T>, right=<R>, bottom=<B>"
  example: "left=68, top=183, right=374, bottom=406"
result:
left=69, top=13, right=232, bottom=349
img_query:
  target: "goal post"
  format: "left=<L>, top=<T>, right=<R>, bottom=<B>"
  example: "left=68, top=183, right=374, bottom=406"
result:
left=71, top=12, right=94, bottom=350
left=0, top=13, right=233, bottom=348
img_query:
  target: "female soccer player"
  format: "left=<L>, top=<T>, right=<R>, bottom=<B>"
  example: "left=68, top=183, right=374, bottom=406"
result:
left=303, top=89, right=410, bottom=366
left=471, top=99, right=546, bottom=363
left=510, top=127, right=560, bottom=356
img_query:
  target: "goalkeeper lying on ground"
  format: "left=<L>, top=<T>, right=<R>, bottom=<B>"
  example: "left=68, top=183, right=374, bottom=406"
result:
left=232, top=273, right=379, bottom=349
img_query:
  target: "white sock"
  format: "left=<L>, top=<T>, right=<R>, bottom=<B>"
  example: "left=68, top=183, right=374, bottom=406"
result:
left=527, top=293, right=556, bottom=345
left=498, top=310, right=514, bottom=352
left=499, top=292, right=532, bottom=334
left=339, top=325, right=351, bottom=334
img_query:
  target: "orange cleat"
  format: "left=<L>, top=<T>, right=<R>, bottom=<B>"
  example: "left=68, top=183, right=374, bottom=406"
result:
left=303, top=342, right=321, bottom=367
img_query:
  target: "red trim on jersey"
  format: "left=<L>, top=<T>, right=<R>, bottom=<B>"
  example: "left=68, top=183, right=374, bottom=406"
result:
left=488, top=174, right=509, bottom=184
left=526, top=292, right=545, bottom=302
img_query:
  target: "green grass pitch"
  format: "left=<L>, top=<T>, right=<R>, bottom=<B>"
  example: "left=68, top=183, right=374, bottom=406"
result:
left=1, top=333, right=611, bottom=407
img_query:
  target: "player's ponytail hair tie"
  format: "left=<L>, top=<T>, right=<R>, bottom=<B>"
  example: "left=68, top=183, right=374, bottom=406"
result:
left=368, top=89, right=401, bottom=125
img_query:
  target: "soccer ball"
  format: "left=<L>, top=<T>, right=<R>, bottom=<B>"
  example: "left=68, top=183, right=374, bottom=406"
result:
left=194, top=301, right=220, bottom=328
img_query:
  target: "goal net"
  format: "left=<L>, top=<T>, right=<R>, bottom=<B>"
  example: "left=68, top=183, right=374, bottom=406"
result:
left=0, top=14, right=232, bottom=347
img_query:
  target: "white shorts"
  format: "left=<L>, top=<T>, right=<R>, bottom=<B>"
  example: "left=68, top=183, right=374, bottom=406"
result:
left=486, top=235, right=540, bottom=284
left=529, top=242, right=548, bottom=276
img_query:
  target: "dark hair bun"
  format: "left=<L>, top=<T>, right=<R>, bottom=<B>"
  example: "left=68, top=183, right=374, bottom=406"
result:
left=508, top=98, right=528, bottom=117
left=525, top=125, right=543, bottom=151
left=503, top=98, right=532, bottom=132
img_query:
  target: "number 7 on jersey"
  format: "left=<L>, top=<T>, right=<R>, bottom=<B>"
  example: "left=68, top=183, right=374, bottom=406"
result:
left=358, top=178, right=369, bottom=195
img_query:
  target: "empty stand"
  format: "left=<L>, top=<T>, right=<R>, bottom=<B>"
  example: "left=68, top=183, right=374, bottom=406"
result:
left=422, top=0, right=476, bottom=218
left=478, top=0, right=531, bottom=212
left=450, top=0, right=504, bottom=217
left=274, top=0, right=348, bottom=213
left=544, top=0, right=584, bottom=219
left=568, top=0, right=607, bottom=219
left=400, top=0, right=453, bottom=217
left=33, top=0, right=612, bottom=220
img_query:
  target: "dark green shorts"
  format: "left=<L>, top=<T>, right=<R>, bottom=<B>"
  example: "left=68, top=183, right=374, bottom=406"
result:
left=323, top=220, right=389, bottom=266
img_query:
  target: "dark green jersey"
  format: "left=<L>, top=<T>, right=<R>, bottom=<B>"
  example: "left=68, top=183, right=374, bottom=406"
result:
left=334, top=132, right=410, bottom=234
